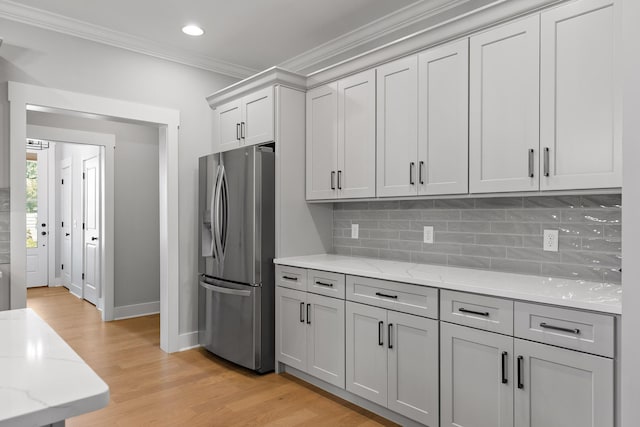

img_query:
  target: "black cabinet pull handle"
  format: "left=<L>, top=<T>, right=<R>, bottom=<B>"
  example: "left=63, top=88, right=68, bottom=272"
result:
left=388, top=323, right=393, bottom=349
left=282, top=275, right=298, bottom=281
left=241, top=122, right=246, bottom=139
left=517, top=356, right=524, bottom=389
left=528, top=148, right=535, bottom=178
left=337, top=170, right=342, bottom=190
left=299, top=302, right=305, bottom=323
left=419, top=161, right=425, bottom=184
left=544, top=147, right=550, bottom=177
left=459, top=307, right=490, bottom=317
left=375, top=292, right=398, bottom=299
left=501, top=351, right=508, bottom=384
left=539, top=322, right=580, bottom=335
left=306, top=304, right=311, bottom=325
left=236, top=123, right=241, bottom=141
left=378, top=321, right=384, bottom=346
left=330, top=171, right=336, bottom=190
left=315, top=281, right=334, bottom=287
left=409, top=162, right=415, bottom=185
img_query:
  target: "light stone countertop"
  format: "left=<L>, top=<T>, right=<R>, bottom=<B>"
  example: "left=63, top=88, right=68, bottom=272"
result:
left=0, top=308, right=109, bottom=427
left=274, top=254, right=622, bottom=314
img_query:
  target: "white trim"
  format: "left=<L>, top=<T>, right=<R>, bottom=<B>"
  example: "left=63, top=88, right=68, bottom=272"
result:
left=305, top=0, right=565, bottom=87
left=177, top=332, right=201, bottom=351
left=0, top=0, right=256, bottom=79
left=68, top=282, right=82, bottom=298
left=279, top=0, right=473, bottom=72
left=9, top=82, right=181, bottom=353
left=113, top=301, right=160, bottom=320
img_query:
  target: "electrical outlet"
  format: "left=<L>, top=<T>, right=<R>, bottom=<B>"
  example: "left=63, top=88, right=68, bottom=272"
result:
left=351, top=223, right=359, bottom=239
left=543, top=229, right=559, bottom=252
left=423, top=226, right=434, bottom=244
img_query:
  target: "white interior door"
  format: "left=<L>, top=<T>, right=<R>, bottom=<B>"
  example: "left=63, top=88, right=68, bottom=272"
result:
left=83, top=155, right=101, bottom=305
left=60, top=159, right=72, bottom=288
left=26, top=150, right=49, bottom=288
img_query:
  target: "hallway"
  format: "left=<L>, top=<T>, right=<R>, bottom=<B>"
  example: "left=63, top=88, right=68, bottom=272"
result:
left=27, top=287, right=395, bottom=426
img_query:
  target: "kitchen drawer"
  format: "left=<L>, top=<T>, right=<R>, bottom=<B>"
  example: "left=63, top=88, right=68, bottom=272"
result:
left=346, top=275, right=438, bottom=319
left=275, top=265, right=307, bottom=291
left=307, top=269, right=345, bottom=299
left=514, top=302, right=614, bottom=358
left=440, top=290, right=513, bottom=335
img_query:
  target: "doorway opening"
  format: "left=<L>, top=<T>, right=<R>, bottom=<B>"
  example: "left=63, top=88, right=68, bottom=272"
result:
left=25, top=137, right=106, bottom=309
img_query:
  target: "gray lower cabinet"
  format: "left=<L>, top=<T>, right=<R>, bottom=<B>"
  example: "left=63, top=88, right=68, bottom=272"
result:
left=514, top=338, right=614, bottom=427
left=440, top=322, right=514, bottom=427
left=441, top=321, right=614, bottom=427
left=276, top=286, right=345, bottom=388
left=346, top=301, right=439, bottom=426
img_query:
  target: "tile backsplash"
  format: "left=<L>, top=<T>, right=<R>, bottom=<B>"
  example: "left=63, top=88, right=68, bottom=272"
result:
left=0, top=188, right=9, bottom=264
left=333, top=194, right=622, bottom=284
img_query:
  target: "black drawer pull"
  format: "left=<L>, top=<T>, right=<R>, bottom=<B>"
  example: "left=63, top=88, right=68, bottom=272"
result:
left=282, top=275, right=298, bottom=281
left=388, top=323, right=393, bottom=349
left=299, top=302, right=305, bottom=323
left=539, top=322, right=580, bottom=335
left=517, top=356, right=524, bottom=389
left=306, top=304, right=311, bottom=325
left=501, top=351, right=508, bottom=384
left=459, top=307, right=490, bottom=317
left=375, top=292, right=398, bottom=299
left=315, top=281, right=334, bottom=287
left=378, top=321, right=384, bottom=346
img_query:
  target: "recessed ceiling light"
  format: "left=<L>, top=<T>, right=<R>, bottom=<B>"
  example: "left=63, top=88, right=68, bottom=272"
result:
left=182, top=25, right=204, bottom=36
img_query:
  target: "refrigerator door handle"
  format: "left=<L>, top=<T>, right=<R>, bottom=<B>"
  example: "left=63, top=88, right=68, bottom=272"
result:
left=220, top=165, right=229, bottom=255
left=209, top=166, right=220, bottom=260
left=199, top=281, right=252, bottom=297
left=213, top=165, right=224, bottom=264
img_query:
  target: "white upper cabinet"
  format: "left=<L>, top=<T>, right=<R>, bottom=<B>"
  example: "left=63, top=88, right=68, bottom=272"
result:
left=337, top=69, right=376, bottom=199
left=469, top=16, right=540, bottom=193
left=242, top=86, right=274, bottom=146
left=376, top=56, right=419, bottom=197
left=214, top=99, right=242, bottom=152
left=213, top=87, right=274, bottom=153
left=306, top=83, right=338, bottom=200
left=306, top=70, right=375, bottom=200
left=540, top=0, right=621, bottom=190
left=418, top=39, right=469, bottom=195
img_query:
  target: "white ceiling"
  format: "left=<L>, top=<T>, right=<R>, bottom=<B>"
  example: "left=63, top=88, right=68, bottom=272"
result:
left=4, top=0, right=425, bottom=77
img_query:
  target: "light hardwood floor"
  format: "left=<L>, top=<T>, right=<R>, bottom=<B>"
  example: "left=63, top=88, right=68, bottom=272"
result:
left=27, top=287, right=397, bottom=427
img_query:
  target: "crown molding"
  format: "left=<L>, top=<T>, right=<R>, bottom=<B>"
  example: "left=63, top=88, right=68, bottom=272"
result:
left=206, top=67, right=306, bottom=108
left=0, top=0, right=257, bottom=79
left=278, top=0, right=473, bottom=73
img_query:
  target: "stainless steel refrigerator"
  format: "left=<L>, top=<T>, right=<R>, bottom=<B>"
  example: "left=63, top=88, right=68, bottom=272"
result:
left=198, top=144, right=275, bottom=373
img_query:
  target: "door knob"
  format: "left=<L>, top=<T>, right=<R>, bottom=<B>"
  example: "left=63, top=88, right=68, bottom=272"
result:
left=91, top=237, right=98, bottom=241
left=41, top=223, right=46, bottom=227
left=65, top=233, right=70, bottom=237
left=41, top=231, right=47, bottom=236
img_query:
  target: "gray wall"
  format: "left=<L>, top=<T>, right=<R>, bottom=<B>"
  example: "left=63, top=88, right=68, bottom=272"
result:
left=30, top=112, right=161, bottom=308
left=0, top=188, right=9, bottom=310
left=0, top=18, right=237, bottom=331
left=333, top=194, right=622, bottom=284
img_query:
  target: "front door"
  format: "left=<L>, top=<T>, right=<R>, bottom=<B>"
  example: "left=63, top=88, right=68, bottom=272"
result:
left=83, top=155, right=100, bottom=306
left=26, top=150, right=48, bottom=287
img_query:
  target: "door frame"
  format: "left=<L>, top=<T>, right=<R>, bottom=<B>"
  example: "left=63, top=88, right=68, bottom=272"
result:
left=81, top=152, right=102, bottom=306
left=25, top=147, right=49, bottom=288
left=9, top=82, right=181, bottom=353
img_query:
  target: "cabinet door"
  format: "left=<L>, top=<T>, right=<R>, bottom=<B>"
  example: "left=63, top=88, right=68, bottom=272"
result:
left=306, top=83, right=338, bottom=200
left=376, top=56, right=419, bottom=197
left=306, top=293, right=345, bottom=388
left=242, top=86, right=274, bottom=146
left=441, top=322, right=514, bottom=427
left=345, top=301, right=388, bottom=407
left=418, top=39, right=469, bottom=196
left=275, top=287, right=307, bottom=371
left=337, top=69, right=376, bottom=199
left=469, top=16, right=540, bottom=193
left=214, top=99, right=241, bottom=153
left=387, top=311, right=439, bottom=426
left=514, top=338, right=614, bottom=427
left=540, top=0, right=620, bottom=190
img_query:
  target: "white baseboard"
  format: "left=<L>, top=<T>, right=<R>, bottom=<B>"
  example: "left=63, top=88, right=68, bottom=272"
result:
left=67, top=283, right=82, bottom=298
left=113, top=301, right=160, bottom=320
left=178, top=331, right=200, bottom=351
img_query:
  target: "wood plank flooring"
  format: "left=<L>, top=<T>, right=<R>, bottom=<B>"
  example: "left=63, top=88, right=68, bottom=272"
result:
left=27, top=287, right=397, bottom=427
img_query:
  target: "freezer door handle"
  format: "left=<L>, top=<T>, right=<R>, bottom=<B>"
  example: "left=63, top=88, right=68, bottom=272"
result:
left=199, top=281, right=252, bottom=297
